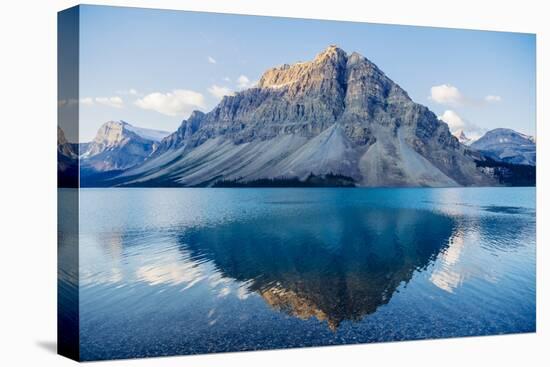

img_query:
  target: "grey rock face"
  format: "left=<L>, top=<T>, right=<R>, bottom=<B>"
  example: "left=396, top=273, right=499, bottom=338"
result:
left=118, top=46, right=497, bottom=187
left=81, top=121, right=159, bottom=172
left=152, top=111, right=205, bottom=155
left=470, top=128, right=536, bottom=166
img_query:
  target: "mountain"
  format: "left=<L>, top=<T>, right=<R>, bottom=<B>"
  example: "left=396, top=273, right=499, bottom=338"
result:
left=470, top=128, right=536, bottom=166
left=453, top=130, right=473, bottom=145
left=58, top=127, right=78, bottom=187
left=109, top=46, right=497, bottom=188
left=123, top=124, right=170, bottom=142
left=81, top=121, right=166, bottom=173
left=58, top=126, right=77, bottom=159
left=176, top=206, right=455, bottom=330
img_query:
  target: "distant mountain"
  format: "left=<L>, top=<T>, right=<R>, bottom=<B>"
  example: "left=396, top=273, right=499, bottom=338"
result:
left=58, top=127, right=78, bottom=187
left=58, top=126, right=77, bottom=159
left=81, top=121, right=166, bottom=173
left=123, top=123, right=170, bottom=142
left=453, top=130, right=473, bottom=145
left=111, top=45, right=498, bottom=188
left=470, top=128, right=536, bottom=166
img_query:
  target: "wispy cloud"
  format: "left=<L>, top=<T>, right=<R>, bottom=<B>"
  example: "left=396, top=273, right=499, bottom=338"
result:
left=430, top=84, right=502, bottom=107
left=439, top=110, right=466, bottom=132
left=68, top=96, right=124, bottom=108
left=438, top=110, right=486, bottom=140
left=208, top=85, right=234, bottom=99
left=207, top=76, right=256, bottom=100
left=80, top=97, right=94, bottom=106
left=95, top=96, right=124, bottom=108
left=208, top=56, right=217, bottom=64
left=116, top=88, right=139, bottom=96
left=484, top=95, right=502, bottom=102
left=135, top=89, right=205, bottom=116
left=237, top=75, right=255, bottom=89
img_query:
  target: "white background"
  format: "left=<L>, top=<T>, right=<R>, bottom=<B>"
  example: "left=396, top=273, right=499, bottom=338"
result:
left=0, top=0, right=548, bottom=365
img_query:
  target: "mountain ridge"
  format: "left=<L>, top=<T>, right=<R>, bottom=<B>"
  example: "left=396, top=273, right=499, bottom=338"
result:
left=80, top=120, right=165, bottom=172
left=471, top=128, right=536, bottom=166
left=76, top=46, right=534, bottom=188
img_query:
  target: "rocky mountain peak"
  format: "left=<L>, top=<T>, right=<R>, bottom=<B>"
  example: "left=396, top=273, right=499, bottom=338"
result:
left=81, top=120, right=160, bottom=173
left=313, top=44, right=347, bottom=64
left=114, top=45, right=502, bottom=187
left=188, top=110, right=205, bottom=121
left=473, top=128, right=535, bottom=148
left=453, top=130, right=472, bottom=145
left=90, top=120, right=170, bottom=147
left=470, top=128, right=536, bottom=166
left=258, top=45, right=347, bottom=91
left=58, top=126, right=77, bottom=158
left=92, top=120, right=130, bottom=146
left=58, top=126, right=69, bottom=145
left=83, top=120, right=157, bottom=162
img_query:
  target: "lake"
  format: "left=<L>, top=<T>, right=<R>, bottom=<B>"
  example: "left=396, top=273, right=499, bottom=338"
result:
left=59, top=187, right=536, bottom=361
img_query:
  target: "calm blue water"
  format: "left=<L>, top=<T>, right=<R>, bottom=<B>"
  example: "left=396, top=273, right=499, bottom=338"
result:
left=61, top=187, right=536, bottom=361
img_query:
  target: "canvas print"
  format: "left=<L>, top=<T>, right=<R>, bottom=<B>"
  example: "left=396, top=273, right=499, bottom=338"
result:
left=58, top=5, right=536, bottom=361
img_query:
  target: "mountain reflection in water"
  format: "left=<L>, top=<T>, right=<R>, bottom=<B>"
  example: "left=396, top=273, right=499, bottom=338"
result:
left=71, top=188, right=535, bottom=360
left=177, top=207, right=454, bottom=330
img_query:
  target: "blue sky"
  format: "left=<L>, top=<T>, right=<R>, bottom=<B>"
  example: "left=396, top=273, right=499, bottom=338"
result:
left=72, top=5, right=536, bottom=142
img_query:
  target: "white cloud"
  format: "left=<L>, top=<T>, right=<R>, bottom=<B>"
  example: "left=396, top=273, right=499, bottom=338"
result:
left=95, top=96, right=124, bottom=108
left=223, top=76, right=231, bottom=82
left=80, top=97, right=94, bottom=106
left=237, top=75, right=255, bottom=89
left=430, top=84, right=465, bottom=106
left=208, top=85, right=234, bottom=99
left=208, top=56, right=217, bottom=64
left=135, top=89, right=205, bottom=116
left=484, top=95, right=502, bottom=102
left=116, top=88, right=139, bottom=96
left=439, top=110, right=465, bottom=131
left=76, top=96, right=123, bottom=108
left=430, top=84, right=502, bottom=107
left=438, top=110, right=485, bottom=140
